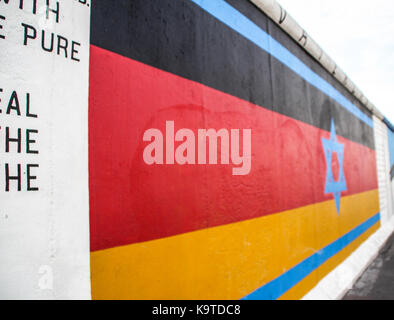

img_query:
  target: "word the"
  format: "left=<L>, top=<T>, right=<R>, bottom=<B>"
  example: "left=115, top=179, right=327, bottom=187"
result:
left=143, top=121, right=251, bottom=175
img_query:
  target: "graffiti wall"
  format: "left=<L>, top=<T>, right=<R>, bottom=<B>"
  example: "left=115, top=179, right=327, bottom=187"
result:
left=89, top=0, right=380, bottom=300
left=1, top=0, right=392, bottom=300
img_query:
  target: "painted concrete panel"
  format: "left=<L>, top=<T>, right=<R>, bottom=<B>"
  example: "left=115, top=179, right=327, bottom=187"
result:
left=0, top=0, right=91, bottom=299
left=89, top=0, right=381, bottom=300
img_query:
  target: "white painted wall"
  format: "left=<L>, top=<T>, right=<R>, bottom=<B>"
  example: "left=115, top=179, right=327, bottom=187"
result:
left=0, top=0, right=91, bottom=299
left=374, top=116, right=393, bottom=223
left=390, top=170, right=394, bottom=220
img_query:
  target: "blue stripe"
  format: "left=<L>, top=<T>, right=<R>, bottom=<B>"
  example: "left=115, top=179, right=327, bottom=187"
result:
left=242, top=212, right=381, bottom=300
left=190, top=0, right=373, bottom=128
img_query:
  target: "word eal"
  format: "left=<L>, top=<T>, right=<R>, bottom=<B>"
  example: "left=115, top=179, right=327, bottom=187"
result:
left=143, top=121, right=251, bottom=175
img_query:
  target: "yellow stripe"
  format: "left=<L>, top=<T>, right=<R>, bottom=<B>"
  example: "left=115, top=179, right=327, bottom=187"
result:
left=91, top=189, right=379, bottom=300
left=278, top=221, right=380, bottom=300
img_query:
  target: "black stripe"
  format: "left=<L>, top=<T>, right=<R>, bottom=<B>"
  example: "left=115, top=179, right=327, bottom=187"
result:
left=90, top=0, right=375, bottom=149
left=225, top=0, right=372, bottom=121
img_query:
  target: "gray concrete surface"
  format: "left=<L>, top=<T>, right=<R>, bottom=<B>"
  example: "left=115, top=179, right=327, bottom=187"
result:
left=343, top=232, right=394, bottom=300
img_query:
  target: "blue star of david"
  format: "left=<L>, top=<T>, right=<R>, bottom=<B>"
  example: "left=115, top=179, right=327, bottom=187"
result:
left=322, top=119, right=347, bottom=214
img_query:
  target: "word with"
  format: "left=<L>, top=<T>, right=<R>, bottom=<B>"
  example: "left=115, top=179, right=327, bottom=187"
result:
left=0, top=0, right=60, bottom=23
left=143, top=121, right=251, bottom=175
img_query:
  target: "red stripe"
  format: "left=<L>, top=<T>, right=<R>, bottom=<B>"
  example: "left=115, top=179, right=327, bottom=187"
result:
left=89, top=46, right=378, bottom=251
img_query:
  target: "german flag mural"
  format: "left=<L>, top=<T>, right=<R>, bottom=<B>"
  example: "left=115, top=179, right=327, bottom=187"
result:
left=88, top=0, right=380, bottom=299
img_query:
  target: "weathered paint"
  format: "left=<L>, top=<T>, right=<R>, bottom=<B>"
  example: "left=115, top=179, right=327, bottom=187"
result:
left=89, top=46, right=378, bottom=251
left=91, top=190, right=379, bottom=300
left=89, top=0, right=382, bottom=300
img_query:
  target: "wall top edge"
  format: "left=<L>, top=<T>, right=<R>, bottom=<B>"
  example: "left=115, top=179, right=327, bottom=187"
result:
left=248, top=0, right=387, bottom=124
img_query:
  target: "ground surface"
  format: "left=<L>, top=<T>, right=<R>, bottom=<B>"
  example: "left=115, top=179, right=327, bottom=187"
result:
left=343, top=232, right=394, bottom=300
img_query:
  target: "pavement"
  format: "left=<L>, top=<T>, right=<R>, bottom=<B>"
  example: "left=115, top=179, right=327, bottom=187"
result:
left=343, top=232, right=394, bottom=300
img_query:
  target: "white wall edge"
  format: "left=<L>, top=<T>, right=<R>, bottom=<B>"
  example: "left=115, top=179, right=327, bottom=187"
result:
left=302, top=217, right=394, bottom=300
left=0, top=1, right=91, bottom=299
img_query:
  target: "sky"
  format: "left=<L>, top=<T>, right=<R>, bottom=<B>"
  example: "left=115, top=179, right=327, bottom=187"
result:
left=277, top=0, right=394, bottom=123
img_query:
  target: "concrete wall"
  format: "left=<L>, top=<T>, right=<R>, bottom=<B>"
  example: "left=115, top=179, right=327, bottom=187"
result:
left=1, top=0, right=393, bottom=300
left=88, top=0, right=385, bottom=300
left=0, top=0, right=91, bottom=299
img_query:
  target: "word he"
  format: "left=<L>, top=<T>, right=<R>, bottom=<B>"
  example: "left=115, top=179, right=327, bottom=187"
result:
left=1, top=88, right=39, bottom=192
left=4, top=163, right=39, bottom=191
left=143, top=121, right=251, bottom=175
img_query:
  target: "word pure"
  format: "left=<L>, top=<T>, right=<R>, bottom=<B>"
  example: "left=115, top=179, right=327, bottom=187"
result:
left=143, top=121, right=251, bottom=175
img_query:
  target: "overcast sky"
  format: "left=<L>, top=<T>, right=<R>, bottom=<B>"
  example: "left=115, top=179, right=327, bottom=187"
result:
left=277, top=0, right=394, bottom=123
